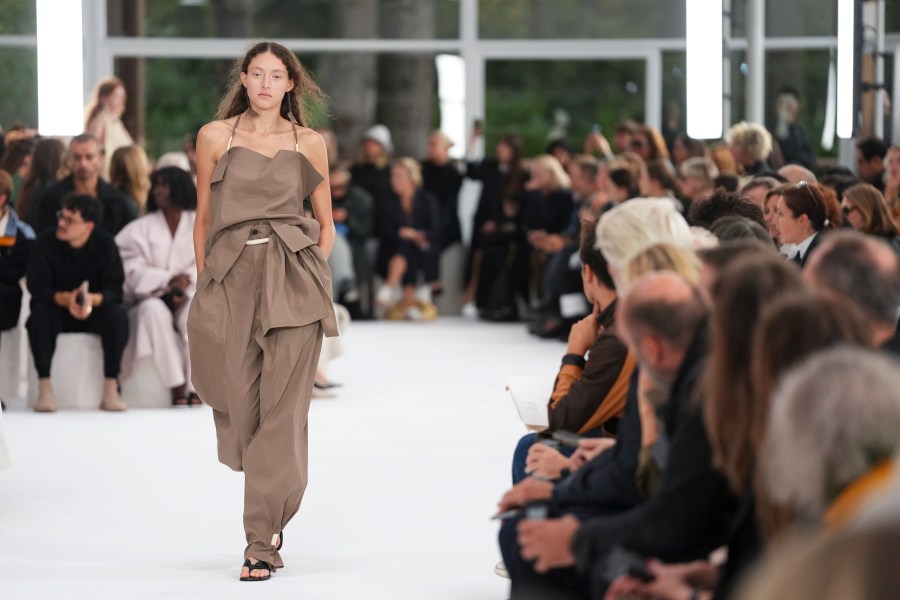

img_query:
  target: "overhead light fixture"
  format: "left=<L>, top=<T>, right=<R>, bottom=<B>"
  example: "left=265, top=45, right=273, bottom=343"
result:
left=685, top=0, right=724, bottom=140
left=836, top=0, right=860, bottom=139
left=37, top=0, right=84, bottom=136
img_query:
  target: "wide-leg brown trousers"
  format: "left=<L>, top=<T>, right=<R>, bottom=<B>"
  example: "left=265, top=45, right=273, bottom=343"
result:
left=188, top=236, right=323, bottom=568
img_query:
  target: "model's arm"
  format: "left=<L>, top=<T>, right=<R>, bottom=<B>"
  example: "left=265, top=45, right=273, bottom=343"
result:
left=193, top=122, right=222, bottom=275
left=302, top=131, right=335, bottom=258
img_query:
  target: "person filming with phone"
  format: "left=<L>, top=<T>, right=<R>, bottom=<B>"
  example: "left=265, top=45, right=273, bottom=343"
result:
left=26, top=193, right=129, bottom=412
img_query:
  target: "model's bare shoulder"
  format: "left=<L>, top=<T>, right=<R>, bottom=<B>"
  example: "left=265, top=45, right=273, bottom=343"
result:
left=296, top=128, right=327, bottom=159
left=198, top=119, right=236, bottom=161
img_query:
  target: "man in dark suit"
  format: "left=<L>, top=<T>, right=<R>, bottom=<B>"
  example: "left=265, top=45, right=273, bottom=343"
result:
left=499, top=272, right=731, bottom=600
left=35, top=133, right=137, bottom=235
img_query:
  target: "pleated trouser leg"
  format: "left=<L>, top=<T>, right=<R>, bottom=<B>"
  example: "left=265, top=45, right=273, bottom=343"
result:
left=188, top=241, right=323, bottom=569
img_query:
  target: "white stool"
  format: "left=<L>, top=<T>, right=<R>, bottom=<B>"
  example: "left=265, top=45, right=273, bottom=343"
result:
left=26, top=333, right=105, bottom=410
left=120, top=357, right=170, bottom=408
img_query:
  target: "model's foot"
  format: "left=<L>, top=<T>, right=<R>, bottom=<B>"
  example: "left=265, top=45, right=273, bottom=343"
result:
left=240, top=557, right=272, bottom=581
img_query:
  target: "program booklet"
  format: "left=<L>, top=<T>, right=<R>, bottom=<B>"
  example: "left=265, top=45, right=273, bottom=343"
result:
left=506, top=376, right=551, bottom=431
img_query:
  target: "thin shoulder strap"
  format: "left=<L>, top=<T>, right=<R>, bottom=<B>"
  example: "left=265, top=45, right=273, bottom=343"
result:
left=227, top=113, right=242, bottom=150
left=291, top=120, right=299, bottom=153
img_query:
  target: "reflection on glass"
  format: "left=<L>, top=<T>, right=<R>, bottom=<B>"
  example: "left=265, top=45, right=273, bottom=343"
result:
left=479, top=0, right=685, bottom=39
left=109, top=0, right=458, bottom=39
left=0, top=0, right=36, bottom=35
left=0, top=48, right=38, bottom=127
left=485, top=60, right=646, bottom=156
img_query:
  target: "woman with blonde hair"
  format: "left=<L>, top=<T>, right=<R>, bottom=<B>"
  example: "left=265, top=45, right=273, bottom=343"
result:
left=374, top=157, right=441, bottom=320
left=85, top=76, right=133, bottom=179
left=109, top=144, right=152, bottom=213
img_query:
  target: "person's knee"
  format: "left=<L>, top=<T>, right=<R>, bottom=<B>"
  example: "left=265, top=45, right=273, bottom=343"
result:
left=27, top=303, right=62, bottom=334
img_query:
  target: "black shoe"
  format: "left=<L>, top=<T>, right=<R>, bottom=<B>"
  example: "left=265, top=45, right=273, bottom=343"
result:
left=240, top=559, right=274, bottom=582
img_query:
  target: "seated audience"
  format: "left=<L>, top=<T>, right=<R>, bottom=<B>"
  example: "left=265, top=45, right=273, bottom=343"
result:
left=375, top=158, right=441, bottom=320
left=0, top=169, right=35, bottom=333
left=856, top=136, right=887, bottom=193
left=687, top=188, right=767, bottom=231
left=329, top=166, right=372, bottom=312
left=727, top=122, right=774, bottom=176
left=16, top=137, right=64, bottom=228
left=677, top=157, right=718, bottom=210
left=804, top=230, right=900, bottom=353
left=115, top=166, right=198, bottom=406
left=884, top=144, right=900, bottom=219
left=708, top=216, right=772, bottom=244
left=109, top=144, right=152, bottom=214
left=739, top=176, right=782, bottom=213
left=0, top=136, right=35, bottom=211
left=773, top=181, right=838, bottom=267
left=671, top=133, right=707, bottom=167
left=26, top=193, right=128, bottom=412
left=776, top=163, right=815, bottom=185
left=512, top=220, right=635, bottom=483
left=350, top=124, right=393, bottom=237
left=838, top=183, right=900, bottom=250
left=763, top=346, right=900, bottom=528
left=35, top=133, right=137, bottom=235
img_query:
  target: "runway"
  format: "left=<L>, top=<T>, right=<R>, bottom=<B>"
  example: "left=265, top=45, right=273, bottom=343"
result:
left=0, top=318, right=565, bottom=599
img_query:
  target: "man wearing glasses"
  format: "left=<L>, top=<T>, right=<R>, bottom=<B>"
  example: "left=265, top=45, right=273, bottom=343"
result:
left=25, top=194, right=128, bottom=412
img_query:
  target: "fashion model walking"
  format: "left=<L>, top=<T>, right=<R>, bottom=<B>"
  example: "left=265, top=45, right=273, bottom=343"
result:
left=187, top=42, right=338, bottom=582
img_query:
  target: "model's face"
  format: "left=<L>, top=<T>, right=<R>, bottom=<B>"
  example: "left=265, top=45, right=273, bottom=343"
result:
left=390, top=164, right=415, bottom=197
left=241, top=52, right=294, bottom=110
left=68, top=141, right=102, bottom=182
left=775, top=195, right=810, bottom=244
left=764, top=194, right=781, bottom=240
left=104, top=86, right=127, bottom=117
left=841, top=197, right=866, bottom=230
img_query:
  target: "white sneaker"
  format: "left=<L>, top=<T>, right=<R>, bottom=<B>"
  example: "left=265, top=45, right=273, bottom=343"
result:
left=494, top=561, right=509, bottom=579
left=461, top=302, right=478, bottom=318
left=414, top=285, right=432, bottom=304
left=376, top=284, right=398, bottom=306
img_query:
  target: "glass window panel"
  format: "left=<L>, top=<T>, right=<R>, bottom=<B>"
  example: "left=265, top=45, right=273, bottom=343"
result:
left=662, top=52, right=687, bottom=141
left=765, top=0, right=836, bottom=37
left=479, top=0, right=685, bottom=40
left=887, top=2, right=900, bottom=33
left=0, top=0, right=36, bottom=35
left=484, top=59, right=646, bottom=157
left=764, top=50, right=835, bottom=158
left=0, top=47, right=37, bottom=128
left=109, top=0, right=458, bottom=39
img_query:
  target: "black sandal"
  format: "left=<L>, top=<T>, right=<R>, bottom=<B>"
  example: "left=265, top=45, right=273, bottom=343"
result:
left=240, top=559, right=274, bottom=582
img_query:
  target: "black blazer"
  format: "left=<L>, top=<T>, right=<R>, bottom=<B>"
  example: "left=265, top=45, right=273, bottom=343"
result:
left=36, top=176, right=138, bottom=236
left=573, top=324, right=733, bottom=570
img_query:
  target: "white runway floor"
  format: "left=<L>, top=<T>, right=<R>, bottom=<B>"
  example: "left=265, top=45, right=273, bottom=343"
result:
left=0, top=318, right=565, bottom=600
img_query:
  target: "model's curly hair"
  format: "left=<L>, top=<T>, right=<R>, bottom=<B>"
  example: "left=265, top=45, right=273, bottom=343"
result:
left=216, top=42, right=328, bottom=127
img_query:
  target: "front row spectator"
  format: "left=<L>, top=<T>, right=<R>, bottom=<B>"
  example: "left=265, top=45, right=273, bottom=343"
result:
left=115, top=166, right=198, bottom=407
left=26, top=193, right=128, bottom=412
left=0, top=169, right=35, bottom=333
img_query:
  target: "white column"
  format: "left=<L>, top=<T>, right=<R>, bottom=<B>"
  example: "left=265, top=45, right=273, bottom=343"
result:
left=36, top=0, right=84, bottom=136
left=645, top=50, right=662, bottom=131
left=82, top=0, right=112, bottom=106
left=745, top=0, right=765, bottom=124
left=459, top=0, right=484, bottom=139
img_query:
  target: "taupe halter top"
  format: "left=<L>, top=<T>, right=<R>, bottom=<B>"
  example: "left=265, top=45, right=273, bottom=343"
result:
left=198, top=113, right=337, bottom=336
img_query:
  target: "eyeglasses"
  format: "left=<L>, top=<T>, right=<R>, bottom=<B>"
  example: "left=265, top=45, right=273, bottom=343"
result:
left=56, top=210, right=85, bottom=226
